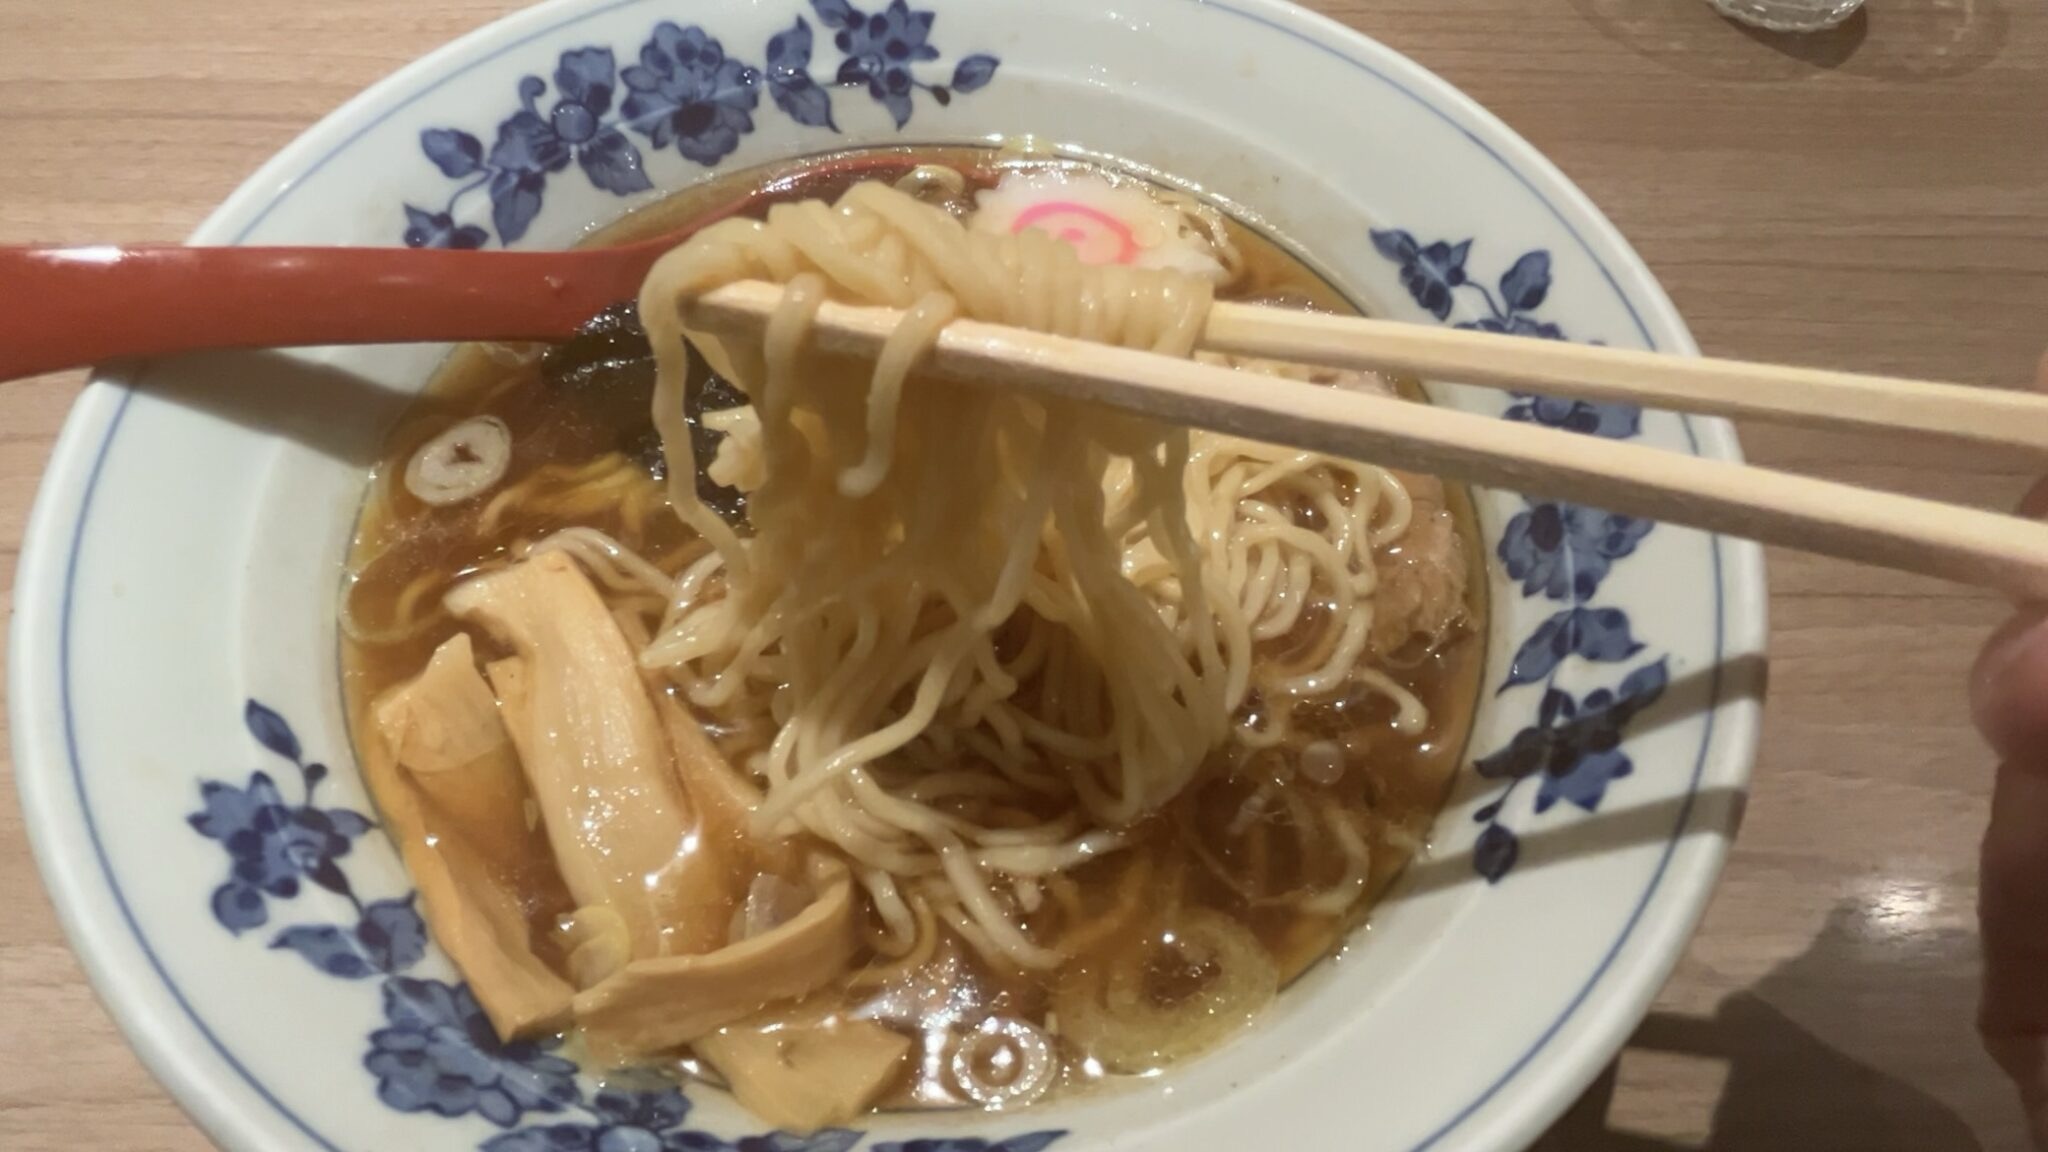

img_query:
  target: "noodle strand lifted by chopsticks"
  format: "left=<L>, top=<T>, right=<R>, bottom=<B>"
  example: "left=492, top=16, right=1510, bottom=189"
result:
left=630, top=181, right=1427, bottom=969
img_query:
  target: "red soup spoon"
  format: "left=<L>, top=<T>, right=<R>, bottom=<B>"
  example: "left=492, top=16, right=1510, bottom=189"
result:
left=0, top=151, right=922, bottom=382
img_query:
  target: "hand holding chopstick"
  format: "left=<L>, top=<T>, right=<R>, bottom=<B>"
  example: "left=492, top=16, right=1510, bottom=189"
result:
left=684, top=280, right=2048, bottom=601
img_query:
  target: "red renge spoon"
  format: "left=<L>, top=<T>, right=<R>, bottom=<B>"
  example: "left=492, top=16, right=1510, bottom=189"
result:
left=0, top=152, right=919, bottom=382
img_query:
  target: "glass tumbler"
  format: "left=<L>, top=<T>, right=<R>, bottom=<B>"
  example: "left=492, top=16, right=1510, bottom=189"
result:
left=1706, top=0, right=1865, bottom=31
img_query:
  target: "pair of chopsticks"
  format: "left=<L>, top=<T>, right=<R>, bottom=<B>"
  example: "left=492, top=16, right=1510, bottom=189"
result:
left=682, top=280, right=2048, bottom=601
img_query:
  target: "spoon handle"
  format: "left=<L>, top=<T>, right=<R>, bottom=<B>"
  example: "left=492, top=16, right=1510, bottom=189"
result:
left=0, top=244, right=655, bottom=381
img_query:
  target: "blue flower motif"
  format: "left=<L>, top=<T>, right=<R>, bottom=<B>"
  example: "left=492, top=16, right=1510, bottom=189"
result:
left=1499, top=500, right=1654, bottom=603
left=841, top=0, right=940, bottom=64
left=1504, top=392, right=1641, bottom=439
left=622, top=24, right=761, bottom=167
left=1500, top=605, right=1644, bottom=690
left=950, top=53, right=999, bottom=94
left=410, top=51, right=654, bottom=246
left=402, top=205, right=489, bottom=250
left=245, top=700, right=302, bottom=761
left=1369, top=229, right=1469, bottom=321
left=1359, top=231, right=1675, bottom=879
left=189, top=770, right=372, bottom=933
left=1496, top=250, right=1552, bottom=313
left=476, top=87, right=564, bottom=244
left=1366, top=234, right=1581, bottom=346
left=271, top=896, right=428, bottom=979
left=488, top=83, right=572, bottom=178
left=366, top=978, right=580, bottom=1128
left=1472, top=823, right=1519, bottom=883
left=478, top=52, right=654, bottom=242
left=588, top=1089, right=693, bottom=1136
left=550, top=49, right=656, bottom=197
left=1474, top=660, right=1668, bottom=817
left=1539, top=745, right=1633, bottom=814
left=550, top=50, right=617, bottom=146
left=402, top=14, right=1001, bottom=246
left=1463, top=313, right=1564, bottom=341
left=765, top=18, right=837, bottom=129
left=480, top=1089, right=695, bottom=1152
left=827, top=0, right=938, bottom=127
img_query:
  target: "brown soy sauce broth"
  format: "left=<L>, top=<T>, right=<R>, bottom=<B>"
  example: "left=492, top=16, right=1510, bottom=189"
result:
left=340, top=145, right=1486, bottom=1113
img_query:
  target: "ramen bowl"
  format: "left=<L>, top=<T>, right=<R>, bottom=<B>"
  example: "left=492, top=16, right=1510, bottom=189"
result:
left=7, top=1, right=1765, bottom=1150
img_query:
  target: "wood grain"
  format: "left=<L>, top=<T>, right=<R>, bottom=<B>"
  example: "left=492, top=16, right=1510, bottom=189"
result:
left=1, top=1, right=2042, bottom=1149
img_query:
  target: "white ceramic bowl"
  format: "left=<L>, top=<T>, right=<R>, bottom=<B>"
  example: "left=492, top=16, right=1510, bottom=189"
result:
left=8, top=2, right=1765, bottom=1150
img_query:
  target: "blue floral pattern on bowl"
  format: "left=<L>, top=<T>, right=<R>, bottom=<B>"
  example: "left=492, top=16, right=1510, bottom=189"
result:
left=190, top=702, right=1063, bottom=1152
left=403, top=1, right=999, bottom=248
left=1368, top=230, right=1664, bottom=882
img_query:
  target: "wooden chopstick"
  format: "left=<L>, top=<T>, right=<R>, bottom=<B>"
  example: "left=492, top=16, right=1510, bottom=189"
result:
left=1200, top=302, right=2048, bottom=453
left=683, top=280, right=2048, bottom=601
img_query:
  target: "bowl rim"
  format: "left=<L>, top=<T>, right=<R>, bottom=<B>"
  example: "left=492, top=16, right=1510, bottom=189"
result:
left=7, top=2, right=1769, bottom=1149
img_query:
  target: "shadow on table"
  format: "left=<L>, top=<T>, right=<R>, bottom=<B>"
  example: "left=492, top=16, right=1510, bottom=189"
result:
left=1532, top=901, right=1986, bottom=1151
left=1565, top=0, right=2006, bottom=82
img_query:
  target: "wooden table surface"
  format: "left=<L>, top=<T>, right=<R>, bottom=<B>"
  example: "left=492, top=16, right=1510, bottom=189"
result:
left=1, top=1, right=2043, bottom=1148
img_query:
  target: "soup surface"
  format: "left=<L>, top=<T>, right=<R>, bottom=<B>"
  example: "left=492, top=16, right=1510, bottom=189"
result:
left=342, top=146, right=1485, bottom=1119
